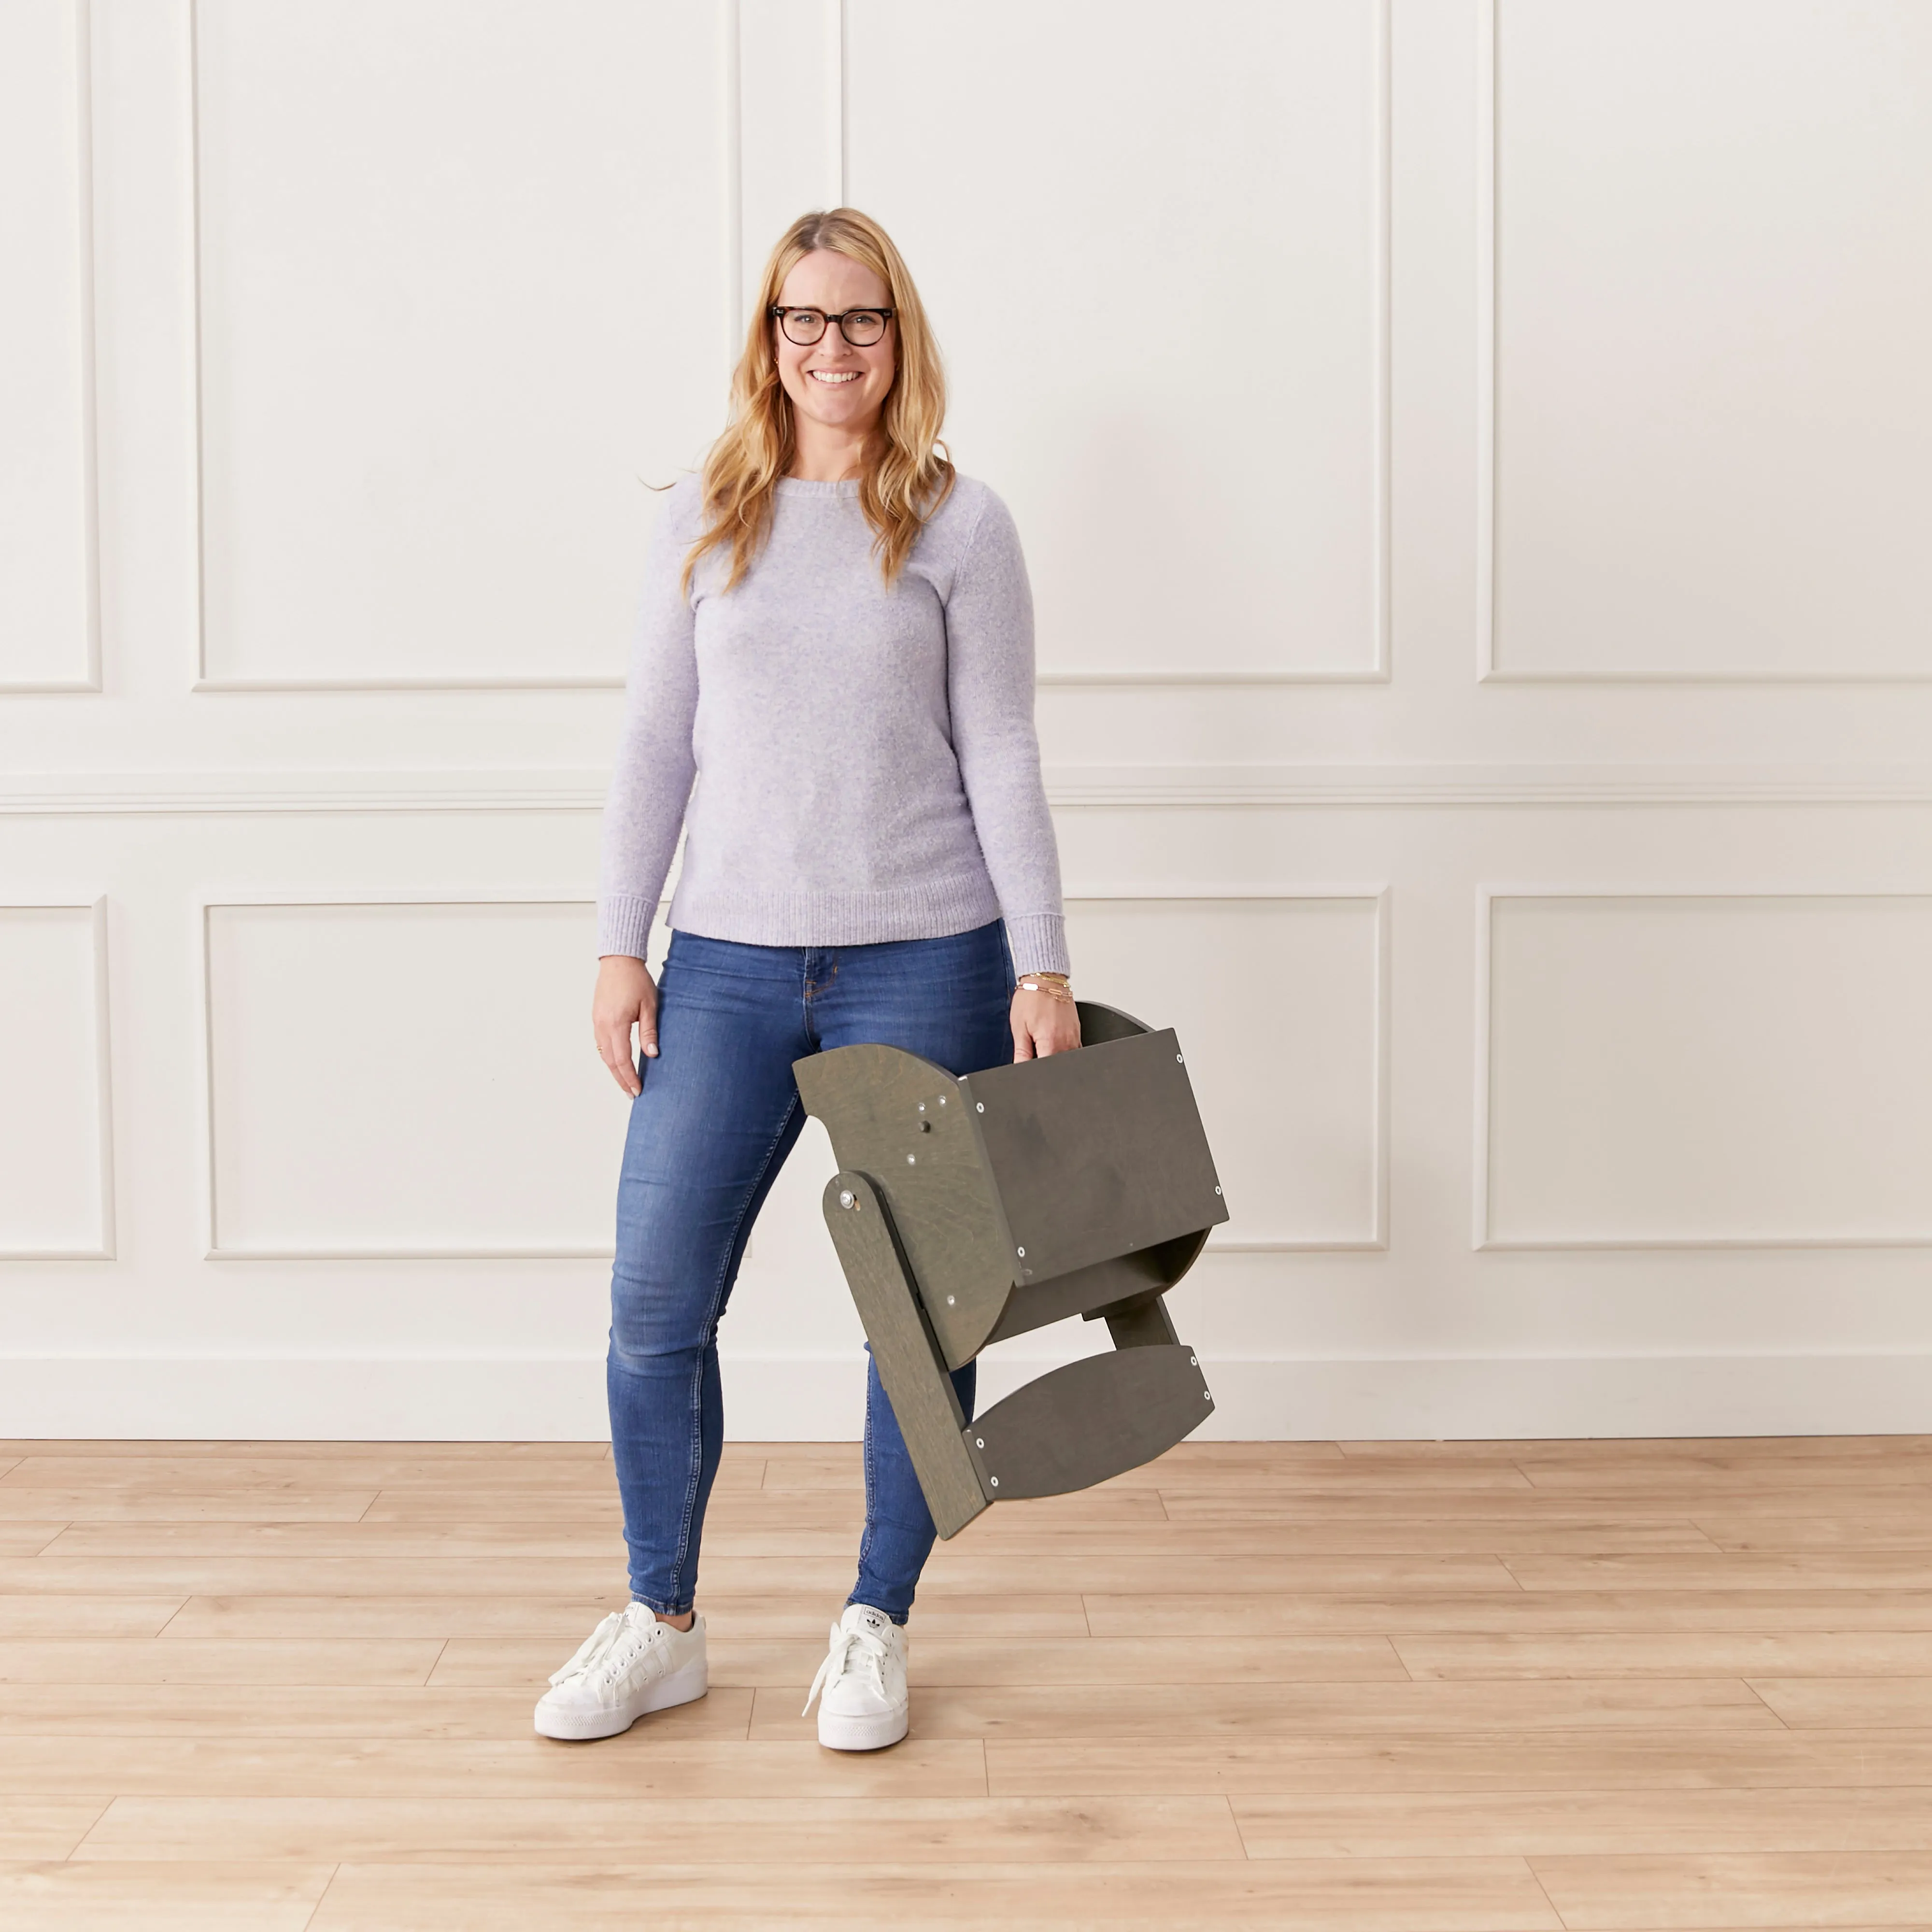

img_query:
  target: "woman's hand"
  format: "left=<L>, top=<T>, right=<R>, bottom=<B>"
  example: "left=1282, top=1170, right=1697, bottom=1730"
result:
left=593, top=953, right=659, bottom=1097
left=1010, top=985, right=1081, bottom=1061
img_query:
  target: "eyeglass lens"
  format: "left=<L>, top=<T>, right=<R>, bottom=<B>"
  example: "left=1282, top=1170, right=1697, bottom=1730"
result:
left=778, top=309, right=889, bottom=347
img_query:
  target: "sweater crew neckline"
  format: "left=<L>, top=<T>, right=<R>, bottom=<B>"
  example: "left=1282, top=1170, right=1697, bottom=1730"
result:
left=775, top=475, right=861, bottom=497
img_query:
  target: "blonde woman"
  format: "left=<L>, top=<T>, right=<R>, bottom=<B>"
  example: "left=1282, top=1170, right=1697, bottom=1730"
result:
left=535, top=210, right=1079, bottom=1751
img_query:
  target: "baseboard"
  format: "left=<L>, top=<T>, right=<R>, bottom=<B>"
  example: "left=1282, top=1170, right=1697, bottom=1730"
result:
left=0, top=1352, right=1925, bottom=1441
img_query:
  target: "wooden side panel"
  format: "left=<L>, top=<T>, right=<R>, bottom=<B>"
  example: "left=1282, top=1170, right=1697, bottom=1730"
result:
left=794, top=1046, right=1016, bottom=1368
left=819, top=1171, right=990, bottom=1539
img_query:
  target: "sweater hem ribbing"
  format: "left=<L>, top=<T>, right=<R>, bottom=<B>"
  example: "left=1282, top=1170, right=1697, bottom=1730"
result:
left=600, top=884, right=1069, bottom=979
left=668, top=872, right=1003, bottom=950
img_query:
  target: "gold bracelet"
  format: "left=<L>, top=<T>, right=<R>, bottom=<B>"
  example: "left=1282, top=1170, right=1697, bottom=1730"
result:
left=1016, top=972, right=1074, bottom=1004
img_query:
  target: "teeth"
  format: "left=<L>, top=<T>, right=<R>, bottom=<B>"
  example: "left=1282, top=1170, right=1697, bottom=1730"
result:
left=809, top=370, right=860, bottom=384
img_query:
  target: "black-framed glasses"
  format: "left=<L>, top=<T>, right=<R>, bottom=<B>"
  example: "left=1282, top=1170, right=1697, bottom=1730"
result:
left=770, top=304, right=895, bottom=347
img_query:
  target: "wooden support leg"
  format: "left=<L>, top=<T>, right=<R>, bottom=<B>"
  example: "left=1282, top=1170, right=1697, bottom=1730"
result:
left=821, top=1170, right=990, bottom=1539
left=1099, top=1291, right=1179, bottom=1350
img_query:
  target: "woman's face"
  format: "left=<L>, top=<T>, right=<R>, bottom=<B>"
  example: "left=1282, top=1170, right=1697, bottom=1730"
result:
left=772, top=250, right=896, bottom=438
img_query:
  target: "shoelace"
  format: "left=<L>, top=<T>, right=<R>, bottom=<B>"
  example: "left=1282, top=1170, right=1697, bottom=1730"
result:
left=802, top=1619, right=889, bottom=1716
left=549, top=1608, right=654, bottom=1689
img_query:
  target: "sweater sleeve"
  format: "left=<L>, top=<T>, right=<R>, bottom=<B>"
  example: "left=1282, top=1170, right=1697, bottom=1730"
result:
left=595, top=480, right=702, bottom=959
left=944, top=485, right=1071, bottom=980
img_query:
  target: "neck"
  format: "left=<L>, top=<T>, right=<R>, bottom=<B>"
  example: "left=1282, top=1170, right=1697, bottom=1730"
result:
left=788, top=415, right=874, bottom=483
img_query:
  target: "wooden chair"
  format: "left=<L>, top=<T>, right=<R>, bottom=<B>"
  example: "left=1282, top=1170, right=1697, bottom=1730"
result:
left=794, top=1002, right=1228, bottom=1537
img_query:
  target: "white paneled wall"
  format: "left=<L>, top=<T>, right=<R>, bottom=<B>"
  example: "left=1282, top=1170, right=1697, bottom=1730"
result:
left=0, top=0, right=97, bottom=690
left=192, top=0, right=728, bottom=687
left=845, top=0, right=1387, bottom=681
left=0, top=903, right=114, bottom=1257
left=1488, top=1, right=1932, bottom=680
left=1482, top=894, right=1932, bottom=1248
left=2, top=0, right=1929, bottom=1438
left=202, top=897, right=632, bottom=1256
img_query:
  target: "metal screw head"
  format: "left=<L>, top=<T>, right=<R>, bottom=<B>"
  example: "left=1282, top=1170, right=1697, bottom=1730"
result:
left=837, top=1189, right=855, bottom=1210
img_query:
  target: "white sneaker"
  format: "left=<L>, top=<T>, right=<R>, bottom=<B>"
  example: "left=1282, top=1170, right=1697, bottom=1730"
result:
left=533, top=1604, right=707, bottom=1741
left=802, top=1603, right=909, bottom=1751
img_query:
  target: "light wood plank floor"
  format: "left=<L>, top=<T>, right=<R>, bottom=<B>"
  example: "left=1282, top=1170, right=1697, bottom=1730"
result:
left=1, top=1435, right=1930, bottom=1929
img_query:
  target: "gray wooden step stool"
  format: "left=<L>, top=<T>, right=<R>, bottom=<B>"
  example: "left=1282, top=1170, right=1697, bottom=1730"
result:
left=793, top=1001, right=1228, bottom=1538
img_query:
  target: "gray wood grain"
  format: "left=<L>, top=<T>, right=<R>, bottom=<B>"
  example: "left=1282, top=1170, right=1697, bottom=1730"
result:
left=819, top=1171, right=990, bottom=1539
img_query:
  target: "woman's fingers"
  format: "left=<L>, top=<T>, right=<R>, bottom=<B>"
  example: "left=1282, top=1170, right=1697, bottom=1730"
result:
left=592, top=956, right=658, bottom=1097
left=598, top=1010, right=642, bottom=1096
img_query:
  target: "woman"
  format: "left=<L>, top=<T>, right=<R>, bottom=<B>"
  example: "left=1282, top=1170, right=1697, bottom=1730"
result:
left=535, top=209, right=1079, bottom=1753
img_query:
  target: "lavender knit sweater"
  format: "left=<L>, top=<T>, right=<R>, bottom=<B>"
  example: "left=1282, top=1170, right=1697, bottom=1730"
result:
left=595, top=470, right=1070, bottom=980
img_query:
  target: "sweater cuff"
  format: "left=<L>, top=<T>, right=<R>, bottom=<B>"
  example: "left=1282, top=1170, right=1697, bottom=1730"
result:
left=597, top=894, right=658, bottom=961
left=1004, top=912, right=1070, bottom=980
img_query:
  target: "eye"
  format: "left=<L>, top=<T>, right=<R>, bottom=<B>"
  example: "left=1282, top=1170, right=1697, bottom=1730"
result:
left=777, top=307, right=829, bottom=346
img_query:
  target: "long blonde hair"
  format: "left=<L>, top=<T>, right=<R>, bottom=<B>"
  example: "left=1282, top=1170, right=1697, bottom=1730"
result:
left=680, top=209, right=954, bottom=597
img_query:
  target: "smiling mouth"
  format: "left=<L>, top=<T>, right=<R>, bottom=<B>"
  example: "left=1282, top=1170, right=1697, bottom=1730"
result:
left=808, top=369, right=862, bottom=385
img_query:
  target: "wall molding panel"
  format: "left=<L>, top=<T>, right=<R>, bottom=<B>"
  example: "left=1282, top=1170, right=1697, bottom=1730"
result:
left=197, top=891, right=632, bottom=1260
left=1476, top=888, right=1932, bottom=1250
left=188, top=0, right=735, bottom=693
left=1478, top=0, right=1932, bottom=683
left=0, top=0, right=101, bottom=694
left=0, top=896, right=116, bottom=1259
left=845, top=0, right=1390, bottom=686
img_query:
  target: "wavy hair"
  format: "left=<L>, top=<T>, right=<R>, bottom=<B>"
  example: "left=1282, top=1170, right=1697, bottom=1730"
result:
left=679, top=208, right=953, bottom=597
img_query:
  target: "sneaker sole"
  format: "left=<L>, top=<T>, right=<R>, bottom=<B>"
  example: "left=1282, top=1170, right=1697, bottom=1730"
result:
left=534, top=1656, right=708, bottom=1742
left=817, top=1702, right=909, bottom=1752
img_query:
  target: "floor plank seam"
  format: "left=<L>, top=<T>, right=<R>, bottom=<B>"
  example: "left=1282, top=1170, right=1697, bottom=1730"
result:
left=148, top=1596, right=192, bottom=1636
left=1525, top=1854, right=1574, bottom=1930
left=58, top=1795, right=116, bottom=1862
left=1741, top=1677, right=1795, bottom=1728
left=1222, top=1795, right=1250, bottom=1861
left=300, top=1860, right=343, bottom=1930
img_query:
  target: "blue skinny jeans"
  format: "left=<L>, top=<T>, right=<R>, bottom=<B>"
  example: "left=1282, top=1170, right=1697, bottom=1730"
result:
left=607, top=918, right=1015, bottom=1624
